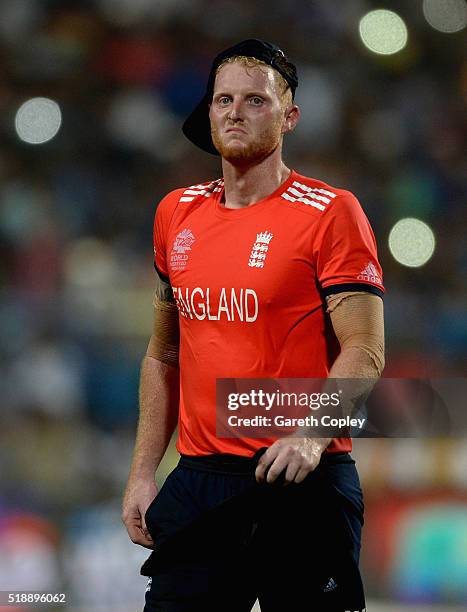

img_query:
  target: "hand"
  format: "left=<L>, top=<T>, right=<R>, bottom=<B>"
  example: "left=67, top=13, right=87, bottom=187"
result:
left=122, top=477, right=158, bottom=549
left=255, top=437, right=331, bottom=485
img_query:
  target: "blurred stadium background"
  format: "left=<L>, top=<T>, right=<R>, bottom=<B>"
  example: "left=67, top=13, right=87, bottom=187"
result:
left=0, top=0, right=466, bottom=610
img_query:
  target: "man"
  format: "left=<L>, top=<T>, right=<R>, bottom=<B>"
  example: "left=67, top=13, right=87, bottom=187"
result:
left=122, top=39, right=384, bottom=612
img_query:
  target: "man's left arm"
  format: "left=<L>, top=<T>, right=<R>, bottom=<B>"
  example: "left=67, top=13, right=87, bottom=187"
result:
left=255, top=291, right=385, bottom=484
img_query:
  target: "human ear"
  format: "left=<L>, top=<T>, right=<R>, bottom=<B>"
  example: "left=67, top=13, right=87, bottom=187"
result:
left=282, top=104, right=300, bottom=134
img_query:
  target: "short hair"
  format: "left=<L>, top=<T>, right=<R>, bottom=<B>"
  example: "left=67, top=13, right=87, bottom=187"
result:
left=215, top=55, right=293, bottom=107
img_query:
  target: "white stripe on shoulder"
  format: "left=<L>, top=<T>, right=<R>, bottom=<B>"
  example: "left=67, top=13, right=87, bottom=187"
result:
left=281, top=187, right=325, bottom=211
left=184, top=189, right=207, bottom=195
left=280, top=180, right=338, bottom=212
left=291, top=183, right=330, bottom=205
left=179, top=179, right=223, bottom=204
left=287, top=186, right=328, bottom=204
left=293, top=181, right=337, bottom=202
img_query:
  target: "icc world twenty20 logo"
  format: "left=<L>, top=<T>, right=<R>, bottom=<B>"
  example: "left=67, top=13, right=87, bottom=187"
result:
left=171, top=228, right=195, bottom=269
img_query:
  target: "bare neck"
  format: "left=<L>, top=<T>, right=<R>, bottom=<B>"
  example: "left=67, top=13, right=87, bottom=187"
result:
left=221, top=149, right=291, bottom=209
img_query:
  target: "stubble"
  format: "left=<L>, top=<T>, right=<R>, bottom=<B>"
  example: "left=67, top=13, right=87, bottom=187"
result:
left=211, top=117, right=283, bottom=165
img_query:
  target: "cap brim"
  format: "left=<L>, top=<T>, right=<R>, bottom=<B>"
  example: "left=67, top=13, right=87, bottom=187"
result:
left=182, top=93, right=220, bottom=156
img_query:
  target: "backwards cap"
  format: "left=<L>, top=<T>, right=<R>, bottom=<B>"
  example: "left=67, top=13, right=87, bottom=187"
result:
left=182, top=39, right=298, bottom=155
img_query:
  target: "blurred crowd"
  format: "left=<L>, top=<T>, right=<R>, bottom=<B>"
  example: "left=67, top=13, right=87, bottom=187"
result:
left=0, top=0, right=466, bottom=607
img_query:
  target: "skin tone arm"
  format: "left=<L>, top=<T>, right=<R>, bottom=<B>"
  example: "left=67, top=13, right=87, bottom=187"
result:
left=255, top=291, right=385, bottom=485
left=122, top=276, right=180, bottom=549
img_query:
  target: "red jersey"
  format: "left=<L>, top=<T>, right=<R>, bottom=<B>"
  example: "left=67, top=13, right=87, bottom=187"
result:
left=153, top=169, right=384, bottom=457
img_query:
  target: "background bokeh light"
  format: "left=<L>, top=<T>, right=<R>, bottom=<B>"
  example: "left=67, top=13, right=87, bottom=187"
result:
left=359, top=10, right=408, bottom=55
left=389, top=218, right=436, bottom=268
left=423, top=0, right=467, bottom=33
left=15, top=97, right=62, bottom=145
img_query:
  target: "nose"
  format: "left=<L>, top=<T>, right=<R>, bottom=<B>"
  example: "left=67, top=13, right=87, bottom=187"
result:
left=227, top=97, right=243, bottom=121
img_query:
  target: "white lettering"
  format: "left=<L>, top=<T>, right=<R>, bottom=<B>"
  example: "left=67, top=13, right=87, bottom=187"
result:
left=265, top=392, right=278, bottom=411
left=321, top=416, right=366, bottom=429
left=191, top=287, right=205, bottom=320
left=183, top=287, right=193, bottom=319
left=245, top=288, right=258, bottom=322
left=228, top=415, right=272, bottom=427
left=231, top=288, right=244, bottom=321
left=173, top=287, right=259, bottom=323
left=218, top=287, right=231, bottom=321
left=206, top=287, right=217, bottom=320
left=274, top=415, right=319, bottom=427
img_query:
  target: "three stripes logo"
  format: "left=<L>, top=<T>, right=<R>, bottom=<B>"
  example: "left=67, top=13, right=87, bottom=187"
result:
left=179, top=179, right=224, bottom=203
left=281, top=180, right=337, bottom=211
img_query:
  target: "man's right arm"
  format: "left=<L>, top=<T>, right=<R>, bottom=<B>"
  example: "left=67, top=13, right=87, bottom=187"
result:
left=122, top=275, right=180, bottom=548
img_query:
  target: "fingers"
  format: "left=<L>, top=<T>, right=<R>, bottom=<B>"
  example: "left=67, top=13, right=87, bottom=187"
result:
left=122, top=502, right=155, bottom=549
left=255, top=441, right=317, bottom=485
left=255, top=446, right=279, bottom=482
left=256, top=446, right=299, bottom=485
left=264, top=455, right=289, bottom=484
left=294, top=467, right=311, bottom=484
left=284, top=461, right=301, bottom=484
left=125, top=521, right=154, bottom=549
left=141, top=521, right=153, bottom=544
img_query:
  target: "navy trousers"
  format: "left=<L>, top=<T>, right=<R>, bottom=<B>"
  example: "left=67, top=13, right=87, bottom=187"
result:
left=141, top=449, right=366, bottom=612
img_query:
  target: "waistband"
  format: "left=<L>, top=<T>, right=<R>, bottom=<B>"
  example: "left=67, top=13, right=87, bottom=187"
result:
left=179, top=448, right=353, bottom=476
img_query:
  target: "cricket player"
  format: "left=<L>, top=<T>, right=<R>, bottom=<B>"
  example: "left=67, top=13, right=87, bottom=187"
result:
left=122, top=39, right=385, bottom=611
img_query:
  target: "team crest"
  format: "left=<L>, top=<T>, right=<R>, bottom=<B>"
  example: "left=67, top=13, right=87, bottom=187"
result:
left=171, top=228, right=195, bottom=270
left=248, top=230, right=273, bottom=269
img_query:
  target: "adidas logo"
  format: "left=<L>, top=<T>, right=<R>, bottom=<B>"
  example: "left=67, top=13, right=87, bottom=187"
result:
left=323, top=577, right=338, bottom=592
left=357, top=261, right=382, bottom=285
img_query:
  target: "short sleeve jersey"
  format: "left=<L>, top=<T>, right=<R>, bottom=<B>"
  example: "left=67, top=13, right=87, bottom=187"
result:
left=153, top=169, right=384, bottom=457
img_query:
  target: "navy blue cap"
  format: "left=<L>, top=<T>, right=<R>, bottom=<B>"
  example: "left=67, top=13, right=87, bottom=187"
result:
left=182, top=39, right=298, bottom=155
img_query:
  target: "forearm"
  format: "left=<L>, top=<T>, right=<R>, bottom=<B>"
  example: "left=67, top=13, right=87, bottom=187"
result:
left=293, top=349, right=379, bottom=446
left=325, top=345, right=381, bottom=422
left=128, top=354, right=180, bottom=481
left=329, top=345, right=382, bottom=378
